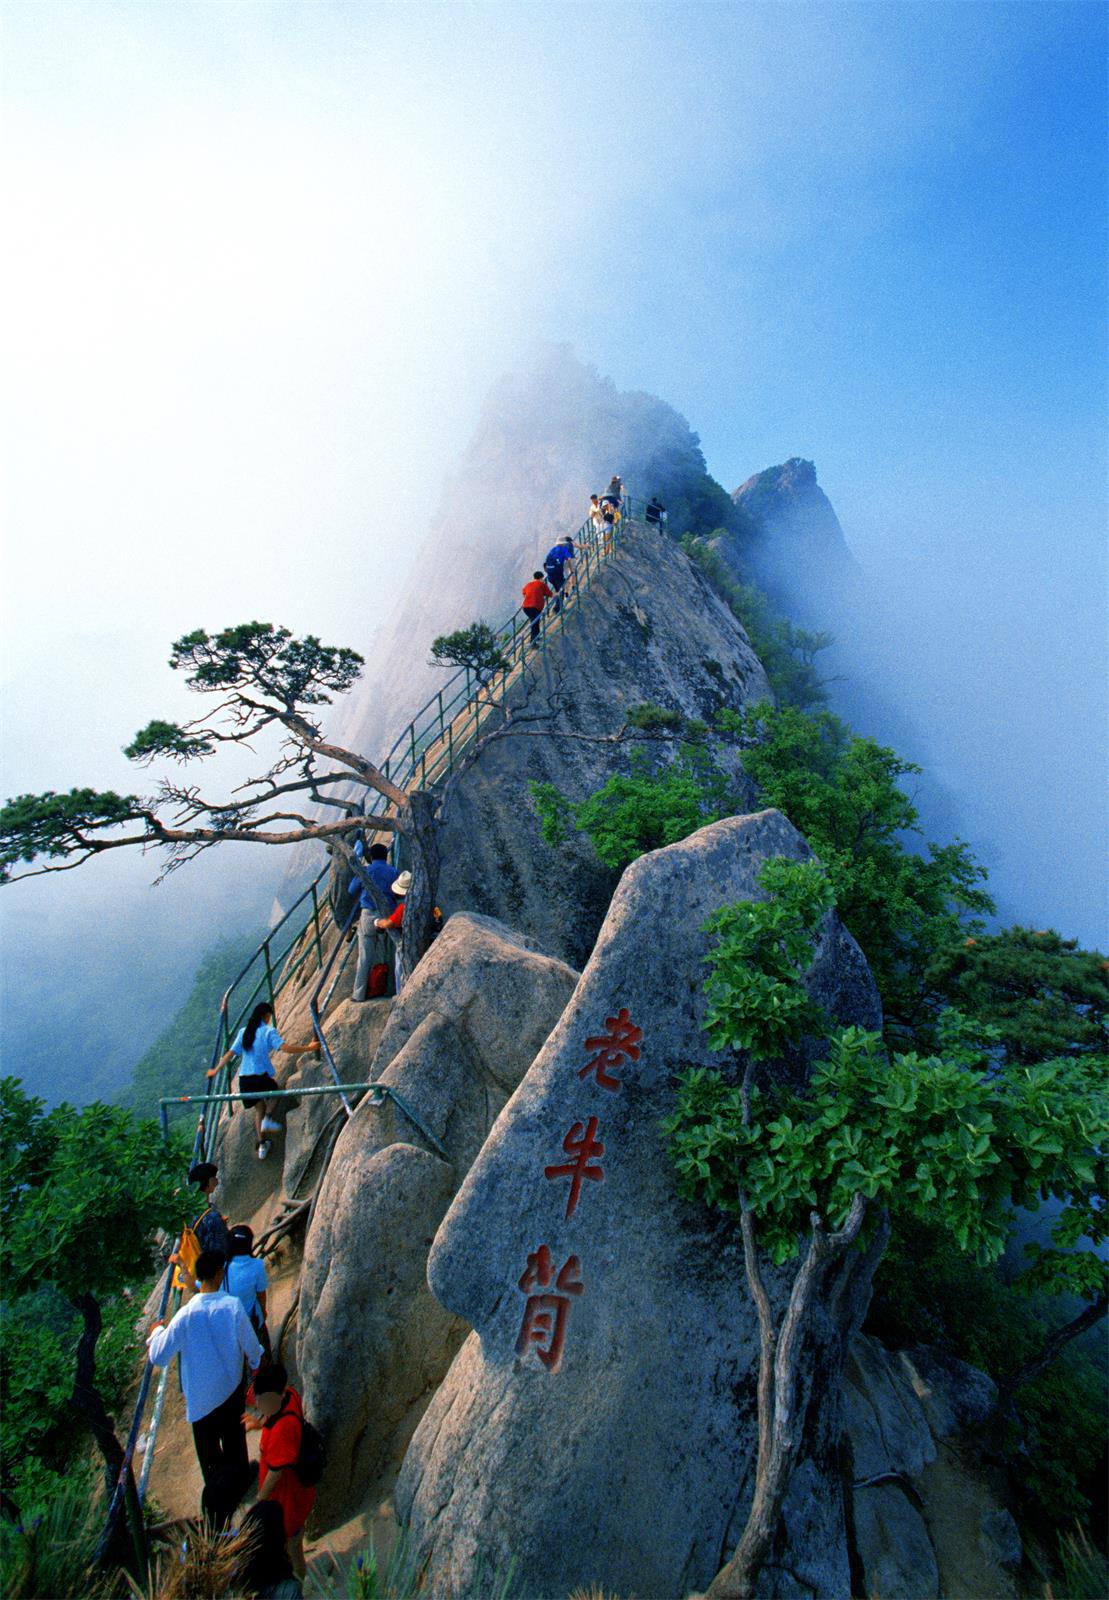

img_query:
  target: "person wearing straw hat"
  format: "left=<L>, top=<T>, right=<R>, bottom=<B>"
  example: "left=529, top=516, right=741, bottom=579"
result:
left=375, top=870, right=410, bottom=992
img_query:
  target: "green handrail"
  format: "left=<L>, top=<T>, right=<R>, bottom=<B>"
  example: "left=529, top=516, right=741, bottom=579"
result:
left=112, top=492, right=643, bottom=1555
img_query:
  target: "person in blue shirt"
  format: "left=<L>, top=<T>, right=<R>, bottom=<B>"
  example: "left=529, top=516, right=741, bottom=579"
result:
left=209, top=1003, right=320, bottom=1161
left=225, top=1224, right=271, bottom=1360
left=543, top=537, right=576, bottom=615
left=349, top=838, right=398, bottom=1001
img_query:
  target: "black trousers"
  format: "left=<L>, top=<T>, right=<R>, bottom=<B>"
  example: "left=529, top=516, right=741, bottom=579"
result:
left=523, top=604, right=543, bottom=642
left=545, top=566, right=565, bottom=613
left=192, top=1380, right=248, bottom=1491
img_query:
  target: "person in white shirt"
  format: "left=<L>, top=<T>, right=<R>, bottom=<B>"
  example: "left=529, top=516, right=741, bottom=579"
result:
left=147, top=1249, right=263, bottom=1495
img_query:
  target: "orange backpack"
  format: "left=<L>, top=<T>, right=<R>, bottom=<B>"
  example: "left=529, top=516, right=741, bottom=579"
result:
left=171, top=1210, right=206, bottom=1292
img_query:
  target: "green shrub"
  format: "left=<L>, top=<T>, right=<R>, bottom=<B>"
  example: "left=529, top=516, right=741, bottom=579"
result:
left=720, top=700, right=995, bottom=1049
left=0, top=1472, right=124, bottom=1599
left=530, top=746, right=739, bottom=872
left=625, top=702, right=683, bottom=732
left=869, top=1217, right=1107, bottom=1540
left=1045, top=1526, right=1109, bottom=1600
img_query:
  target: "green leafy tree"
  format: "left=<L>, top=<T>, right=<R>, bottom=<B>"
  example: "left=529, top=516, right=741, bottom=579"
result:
left=0, top=1078, right=187, bottom=1509
left=429, top=621, right=508, bottom=687
left=928, top=924, right=1108, bottom=1065
left=530, top=745, right=738, bottom=872
left=722, top=701, right=995, bottom=1045
left=660, top=860, right=1108, bottom=1600
left=0, top=621, right=441, bottom=984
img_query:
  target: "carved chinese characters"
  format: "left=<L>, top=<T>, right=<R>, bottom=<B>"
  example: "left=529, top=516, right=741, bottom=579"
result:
left=543, top=1115, right=604, bottom=1219
left=578, top=1006, right=642, bottom=1089
left=514, top=1246, right=584, bottom=1370
left=515, top=1007, right=643, bottom=1371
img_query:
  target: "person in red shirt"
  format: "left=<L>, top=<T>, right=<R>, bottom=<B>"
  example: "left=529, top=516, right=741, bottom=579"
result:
left=374, top=869, right=410, bottom=993
left=244, top=1363, right=315, bottom=1577
left=521, top=570, right=554, bottom=644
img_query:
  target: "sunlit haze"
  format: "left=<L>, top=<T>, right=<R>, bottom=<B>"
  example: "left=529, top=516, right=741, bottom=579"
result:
left=1, top=1, right=1105, bottom=1098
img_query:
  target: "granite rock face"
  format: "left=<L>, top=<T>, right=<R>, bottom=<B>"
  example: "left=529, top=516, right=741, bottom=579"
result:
left=282, top=997, right=392, bottom=1197
left=843, top=1336, right=1017, bottom=1600
left=433, top=518, right=771, bottom=970
left=395, top=810, right=882, bottom=1599
left=297, top=913, right=578, bottom=1527
left=730, top=457, right=860, bottom=618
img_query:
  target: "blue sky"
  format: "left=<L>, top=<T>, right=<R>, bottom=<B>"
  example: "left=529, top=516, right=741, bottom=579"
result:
left=1, top=0, right=1106, bottom=959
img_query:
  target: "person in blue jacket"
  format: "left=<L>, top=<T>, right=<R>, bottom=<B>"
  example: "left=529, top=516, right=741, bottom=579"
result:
left=543, top=536, right=577, bottom=615
left=349, top=838, right=398, bottom=1000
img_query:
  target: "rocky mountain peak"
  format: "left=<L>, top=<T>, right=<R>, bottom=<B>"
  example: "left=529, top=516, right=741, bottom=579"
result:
left=733, top=456, right=847, bottom=550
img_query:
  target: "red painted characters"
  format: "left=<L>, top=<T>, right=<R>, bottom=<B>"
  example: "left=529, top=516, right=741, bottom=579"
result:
left=511, top=1005, right=644, bottom=1372
left=544, top=1115, right=605, bottom=1219
left=578, top=1006, right=642, bottom=1091
left=514, top=1246, right=584, bottom=1372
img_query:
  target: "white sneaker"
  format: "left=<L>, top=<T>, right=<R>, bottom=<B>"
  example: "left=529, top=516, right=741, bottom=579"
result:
left=257, top=1140, right=271, bottom=1161
left=260, top=1116, right=282, bottom=1133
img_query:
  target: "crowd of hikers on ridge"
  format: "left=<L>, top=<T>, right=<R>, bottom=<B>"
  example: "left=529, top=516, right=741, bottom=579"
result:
left=151, top=1159, right=322, bottom=1592
left=518, top=477, right=666, bottom=643
left=133, top=474, right=672, bottom=1594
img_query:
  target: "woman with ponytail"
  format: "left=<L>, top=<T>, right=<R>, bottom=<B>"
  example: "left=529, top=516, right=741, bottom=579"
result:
left=209, top=1001, right=320, bottom=1161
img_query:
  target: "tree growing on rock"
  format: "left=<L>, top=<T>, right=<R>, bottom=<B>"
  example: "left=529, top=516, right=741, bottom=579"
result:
left=429, top=621, right=509, bottom=692
left=0, top=623, right=440, bottom=983
left=663, top=858, right=1108, bottom=1600
left=0, top=1078, right=185, bottom=1553
left=928, top=924, right=1109, bottom=1066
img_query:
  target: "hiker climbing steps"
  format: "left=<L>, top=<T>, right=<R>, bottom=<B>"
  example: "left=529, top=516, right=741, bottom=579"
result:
left=108, top=482, right=647, bottom=1557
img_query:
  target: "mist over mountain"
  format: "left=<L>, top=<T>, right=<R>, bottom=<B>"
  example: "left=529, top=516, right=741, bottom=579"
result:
left=337, top=344, right=735, bottom=761
left=4, top=347, right=1103, bottom=1112
left=0, top=847, right=280, bottom=1109
left=338, top=344, right=1104, bottom=952
left=719, top=456, right=1106, bottom=946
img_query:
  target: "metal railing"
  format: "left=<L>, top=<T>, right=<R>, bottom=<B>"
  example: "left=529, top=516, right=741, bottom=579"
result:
left=105, top=491, right=641, bottom=1559
left=380, top=496, right=643, bottom=793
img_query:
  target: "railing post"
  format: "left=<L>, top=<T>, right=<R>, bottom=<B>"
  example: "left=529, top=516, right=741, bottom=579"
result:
left=438, top=691, right=445, bottom=741
left=263, top=939, right=276, bottom=1008
left=310, top=882, right=325, bottom=971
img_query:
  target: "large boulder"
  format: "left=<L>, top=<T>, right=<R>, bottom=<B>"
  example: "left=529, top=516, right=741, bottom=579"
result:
left=395, top=809, right=882, bottom=1599
left=282, top=997, right=392, bottom=1198
left=297, top=913, right=579, bottom=1527
left=843, top=1337, right=1016, bottom=1600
